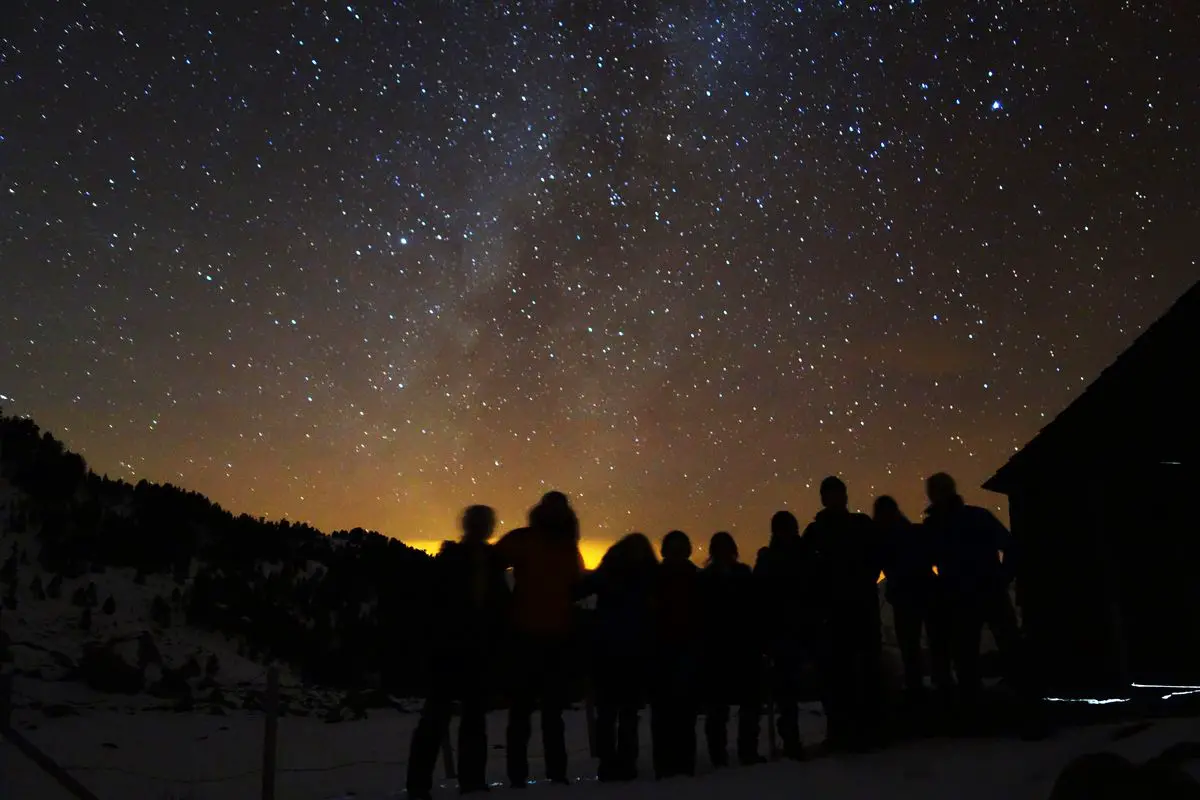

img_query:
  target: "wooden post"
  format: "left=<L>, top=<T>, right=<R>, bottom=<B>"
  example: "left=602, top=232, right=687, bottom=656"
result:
left=0, top=674, right=104, bottom=800
left=441, top=723, right=456, bottom=780
left=262, top=666, right=279, bottom=800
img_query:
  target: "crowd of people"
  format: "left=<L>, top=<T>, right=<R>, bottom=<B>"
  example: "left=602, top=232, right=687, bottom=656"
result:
left=405, top=473, right=1022, bottom=798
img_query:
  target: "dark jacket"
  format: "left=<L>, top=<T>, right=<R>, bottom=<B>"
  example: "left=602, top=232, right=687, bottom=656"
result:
left=879, top=519, right=936, bottom=605
left=803, top=509, right=883, bottom=626
left=755, top=536, right=818, bottom=635
left=580, top=563, right=656, bottom=663
left=698, top=561, right=759, bottom=656
left=924, top=497, right=1012, bottom=597
left=655, top=559, right=701, bottom=652
left=428, top=539, right=510, bottom=655
left=495, top=525, right=585, bottom=636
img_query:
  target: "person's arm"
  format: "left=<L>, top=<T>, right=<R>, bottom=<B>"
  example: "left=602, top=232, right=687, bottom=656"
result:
left=987, top=511, right=1016, bottom=582
left=493, top=528, right=520, bottom=568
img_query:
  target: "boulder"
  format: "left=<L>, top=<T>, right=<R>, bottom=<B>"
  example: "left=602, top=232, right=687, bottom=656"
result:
left=79, top=642, right=144, bottom=694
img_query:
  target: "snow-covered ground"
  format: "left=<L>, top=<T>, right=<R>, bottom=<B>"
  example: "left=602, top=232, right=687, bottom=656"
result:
left=3, top=676, right=1200, bottom=800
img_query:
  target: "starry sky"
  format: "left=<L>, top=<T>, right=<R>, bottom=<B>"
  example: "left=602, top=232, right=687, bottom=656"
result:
left=2, top=1, right=1197, bottom=565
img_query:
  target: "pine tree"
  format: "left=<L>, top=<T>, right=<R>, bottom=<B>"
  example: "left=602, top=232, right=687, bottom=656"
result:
left=79, top=606, right=92, bottom=631
left=46, top=574, right=63, bottom=599
left=102, top=595, right=116, bottom=615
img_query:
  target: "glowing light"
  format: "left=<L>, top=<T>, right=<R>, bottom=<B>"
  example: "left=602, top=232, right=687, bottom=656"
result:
left=1044, top=696, right=1129, bottom=705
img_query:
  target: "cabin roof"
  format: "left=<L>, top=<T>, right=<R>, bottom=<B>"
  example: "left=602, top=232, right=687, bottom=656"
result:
left=984, top=280, right=1200, bottom=495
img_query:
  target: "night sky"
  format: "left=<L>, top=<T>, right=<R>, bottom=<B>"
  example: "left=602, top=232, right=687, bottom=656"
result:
left=2, top=2, right=1196, bottom=564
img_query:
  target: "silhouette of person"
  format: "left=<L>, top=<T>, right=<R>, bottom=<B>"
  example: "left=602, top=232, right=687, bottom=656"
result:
left=804, top=476, right=885, bottom=752
left=875, top=495, right=948, bottom=699
left=495, top=491, right=585, bottom=788
left=752, top=510, right=813, bottom=760
left=651, top=530, right=701, bottom=779
left=699, top=531, right=765, bottom=767
left=923, top=473, right=1020, bottom=707
left=407, top=505, right=510, bottom=800
left=577, top=533, right=659, bottom=782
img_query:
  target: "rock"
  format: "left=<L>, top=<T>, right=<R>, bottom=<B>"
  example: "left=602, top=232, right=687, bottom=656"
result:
left=150, top=668, right=190, bottom=699
left=180, top=655, right=202, bottom=681
left=42, top=704, right=78, bottom=719
left=46, top=574, right=63, bottom=599
left=205, top=654, right=220, bottom=678
left=136, top=632, right=162, bottom=668
left=101, top=595, right=116, bottom=615
left=79, top=642, right=144, bottom=694
left=151, top=595, right=171, bottom=628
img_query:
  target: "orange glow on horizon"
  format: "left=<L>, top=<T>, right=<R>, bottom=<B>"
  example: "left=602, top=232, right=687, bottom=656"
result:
left=406, top=537, right=608, bottom=569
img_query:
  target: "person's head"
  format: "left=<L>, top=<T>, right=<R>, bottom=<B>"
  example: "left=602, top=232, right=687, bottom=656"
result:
left=661, top=530, right=692, bottom=562
left=601, top=532, right=659, bottom=577
left=819, top=476, right=848, bottom=510
left=769, top=510, right=800, bottom=547
left=707, top=531, right=738, bottom=566
left=873, top=495, right=908, bottom=527
left=925, top=472, right=959, bottom=507
left=533, top=490, right=580, bottom=541
left=461, top=504, right=496, bottom=544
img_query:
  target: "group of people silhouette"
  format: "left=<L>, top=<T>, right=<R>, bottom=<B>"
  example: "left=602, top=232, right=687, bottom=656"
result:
left=406, top=473, right=1021, bottom=798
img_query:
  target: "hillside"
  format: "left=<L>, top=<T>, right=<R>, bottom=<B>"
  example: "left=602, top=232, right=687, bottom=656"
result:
left=0, top=410, right=437, bottom=706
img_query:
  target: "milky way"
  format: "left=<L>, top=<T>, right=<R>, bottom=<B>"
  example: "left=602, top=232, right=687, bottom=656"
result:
left=2, top=2, right=1196, bottom=562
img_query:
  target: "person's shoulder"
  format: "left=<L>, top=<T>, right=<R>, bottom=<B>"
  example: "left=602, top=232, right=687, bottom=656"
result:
left=964, top=505, right=1001, bottom=523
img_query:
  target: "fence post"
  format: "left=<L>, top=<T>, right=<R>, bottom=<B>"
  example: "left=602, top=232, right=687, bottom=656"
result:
left=262, top=666, right=279, bottom=800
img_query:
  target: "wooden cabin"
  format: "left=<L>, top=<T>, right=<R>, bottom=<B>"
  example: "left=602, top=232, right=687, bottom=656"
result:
left=984, top=280, right=1200, bottom=693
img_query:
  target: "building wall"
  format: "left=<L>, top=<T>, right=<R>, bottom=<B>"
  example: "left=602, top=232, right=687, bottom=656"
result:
left=1011, top=462, right=1200, bottom=691
left=1010, top=487, right=1126, bottom=692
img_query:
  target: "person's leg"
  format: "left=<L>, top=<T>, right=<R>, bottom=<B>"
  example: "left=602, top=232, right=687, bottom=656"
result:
left=951, top=598, right=986, bottom=705
left=539, top=638, right=569, bottom=783
left=736, top=702, right=763, bottom=763
left=737, top=656, right=764, bottom=763
left=894, top=601, right=925, bottom=695
left=771, top=642, right=803, bottom=757
left=705, top=701, right=730, bottom=766
left=458, top=678, right=489, bottom=793
left=651, top=688, right=679, bottom=779
left=926, top=593, right=955, bottom=697
left=595, top=698, right=620, bottom=780
left=505, top=638, right=536, bottom=788
left=986, top=589, right=1022, bottom=687
left=407, top=692, right=451, bottom=798
left=680, top=697, right=698, bottom=776
left=618, top=701, right=641, bottom=778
